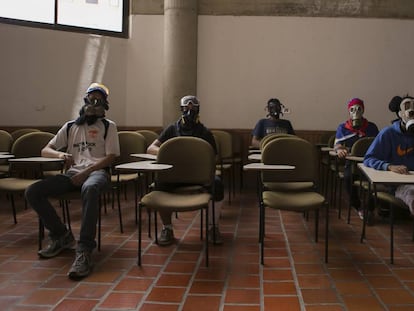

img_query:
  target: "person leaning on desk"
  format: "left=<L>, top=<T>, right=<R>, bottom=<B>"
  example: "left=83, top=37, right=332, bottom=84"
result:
left=363, top=95, right=414, bottom=219
left=334, top=98, right=379, bottom=219
left=25, top=83, right=120, bottom=281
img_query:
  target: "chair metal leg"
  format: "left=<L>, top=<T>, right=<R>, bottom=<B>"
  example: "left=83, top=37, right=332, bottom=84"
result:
left=325, top=201, right=329, bottom=263
left=10, top=194, right=17, bottom=224
left=390, top=201, right=394, bottom=264
left=116, top=186, right=124, bottom=234
left=98, top=197, right=101, bottom=251
left=314, top=209, right=319, bottom=243
left=138, top=202, right=142, bottom=266
left=259, top=201, right=265, bottom=265
left=205, top=206, right=209, bottom=267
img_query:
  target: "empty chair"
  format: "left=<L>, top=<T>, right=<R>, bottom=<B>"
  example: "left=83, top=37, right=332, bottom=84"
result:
left=212, top=130, right=233, bottom=203
left=0, top=130, right=12, bottom=152
left=0, top=132, right=54, bottom=223
left=259, top=133, right=296, bottom=151
left=10, top=128, right=41, bottom=142
left=0, top=130, right=13, bottom=176
left=136, top=129, right=159, bottom=149
left=258, top=136, right=328, bottom=264
left=112, top=131, right=147, bottom=231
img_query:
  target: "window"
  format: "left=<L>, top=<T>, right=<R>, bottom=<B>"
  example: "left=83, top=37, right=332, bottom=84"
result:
left=0, top=0, right=129, bottom=38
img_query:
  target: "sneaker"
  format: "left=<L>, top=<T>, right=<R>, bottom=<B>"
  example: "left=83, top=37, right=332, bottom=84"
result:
left=208, top=226, right=223, bottom=245
left=158, top=227, right=174, bottom=246
left=38, top=231, right=75, bottom=259
left=67, top=250, right=93, bottom=280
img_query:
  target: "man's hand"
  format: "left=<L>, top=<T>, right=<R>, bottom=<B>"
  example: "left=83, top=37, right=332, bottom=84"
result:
left=70, top=170, right=89, bottom=186
left=336, top=148, right=348, bottom=159
left=59, top=153, right=74, bottom=170
left=388, top=165, right=409, bottom=174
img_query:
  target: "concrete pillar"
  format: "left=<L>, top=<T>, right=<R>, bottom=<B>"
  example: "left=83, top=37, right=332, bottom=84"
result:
left=163, top=0, right=198, bottom=126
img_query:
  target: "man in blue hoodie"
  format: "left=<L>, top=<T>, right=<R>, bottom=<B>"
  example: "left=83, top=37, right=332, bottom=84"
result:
left=364, top=95, right=414, bottom=216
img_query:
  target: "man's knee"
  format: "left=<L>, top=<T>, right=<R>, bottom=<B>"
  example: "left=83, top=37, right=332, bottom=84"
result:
left=25, top=180, right=42, bottom=202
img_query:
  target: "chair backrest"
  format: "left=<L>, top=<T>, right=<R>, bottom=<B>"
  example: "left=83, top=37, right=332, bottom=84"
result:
left=11, top=131, right=55, bottom=158
left=211, top=130, right=233, bottom=160
left=156, top=136, right=215, bottom=185
left=116, top=131, right=147, bottom=165
left=350, top=136, right=375, bottom=157
left=0, top=130, right=12, bottom=152
left=260, top=133, right=296, bottom=150
left=349, top=136, right=375, bottom=174
left=327, top=134, right=336, bottom=148
left=10, top=131, right=56, bottom=177
left=136, top=130, right=159, bottom=148
left=261, top=136, right=318, bottom=184
left=10, top=128, right=41, bottom=142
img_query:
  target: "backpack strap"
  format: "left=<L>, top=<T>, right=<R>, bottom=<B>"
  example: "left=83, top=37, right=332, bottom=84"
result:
left=101, top=118, right=109, bottom=139
left=66, top=120, right=76, bottom=138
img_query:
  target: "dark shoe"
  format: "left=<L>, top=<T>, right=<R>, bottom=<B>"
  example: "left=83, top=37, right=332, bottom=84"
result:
left=208, top=226, right=223, bottom=245
left=158, top=227, right=174, bottom=246
left=67, top=250, right=93, bottom=280
left=38, top=231, right=75, bottom=259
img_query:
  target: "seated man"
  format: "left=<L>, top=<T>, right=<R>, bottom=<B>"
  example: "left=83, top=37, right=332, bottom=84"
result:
left=147, top=95, right=224, bottom=246
left=251, top=98, right=295, bottom=148
left=334, top=98, right=379, bottom=219
left=364, top=95, right=414, bottom=216
left=25, top=83, right=120, bottom=280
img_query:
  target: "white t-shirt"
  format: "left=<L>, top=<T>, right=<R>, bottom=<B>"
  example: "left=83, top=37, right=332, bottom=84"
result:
left=49, top=119, right=120, bottom=173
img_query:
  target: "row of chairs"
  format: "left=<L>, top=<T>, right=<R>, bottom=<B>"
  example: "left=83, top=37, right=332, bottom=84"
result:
left=0, top=128, right=295, bottom=266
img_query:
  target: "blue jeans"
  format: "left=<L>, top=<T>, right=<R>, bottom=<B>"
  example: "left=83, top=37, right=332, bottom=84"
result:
left=25, top=170, right=109, bottom=251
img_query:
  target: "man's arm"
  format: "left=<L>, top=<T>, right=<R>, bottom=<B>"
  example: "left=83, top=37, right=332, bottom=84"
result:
left=147, top=139, right=162, bottom=155
left=251, top=136, right=261, bottom=148
left=42, top=143, right=74, bottom=169
left=363, top=132, right=391, bottom=171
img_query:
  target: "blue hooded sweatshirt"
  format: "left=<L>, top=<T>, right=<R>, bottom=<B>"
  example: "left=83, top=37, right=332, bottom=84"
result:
left=364, top=120, right=414, bottom=171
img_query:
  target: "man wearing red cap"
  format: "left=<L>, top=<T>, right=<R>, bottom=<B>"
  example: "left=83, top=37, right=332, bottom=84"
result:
left=334, top=98, right=379, bottom=219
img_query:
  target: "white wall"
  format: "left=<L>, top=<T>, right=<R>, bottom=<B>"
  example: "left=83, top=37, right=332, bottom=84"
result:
left=1, top=15, right=414, bottom=131
left=198, top=16, right=414, bottom=131
left=0, top=23, right=130, bottom=126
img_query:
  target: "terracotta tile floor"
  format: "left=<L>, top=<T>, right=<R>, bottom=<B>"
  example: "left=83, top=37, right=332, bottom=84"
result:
left=0, top=185, right=414, bottom=311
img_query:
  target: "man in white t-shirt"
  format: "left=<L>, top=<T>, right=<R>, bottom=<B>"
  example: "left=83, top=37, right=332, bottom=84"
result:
left=25, top=83, right=120, bottom=280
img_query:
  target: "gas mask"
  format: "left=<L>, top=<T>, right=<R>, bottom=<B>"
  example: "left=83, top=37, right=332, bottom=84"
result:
left=180, top=96, right=200, bottom=130
left=267, top=103, right=282, bottom=118
left=75, top=96, right=109, bottom=125
left=348, top=104, right=364, bottom=129
left=398, top=97, right=414, bottom=134
left=181, top=106, right=199, bottom=128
